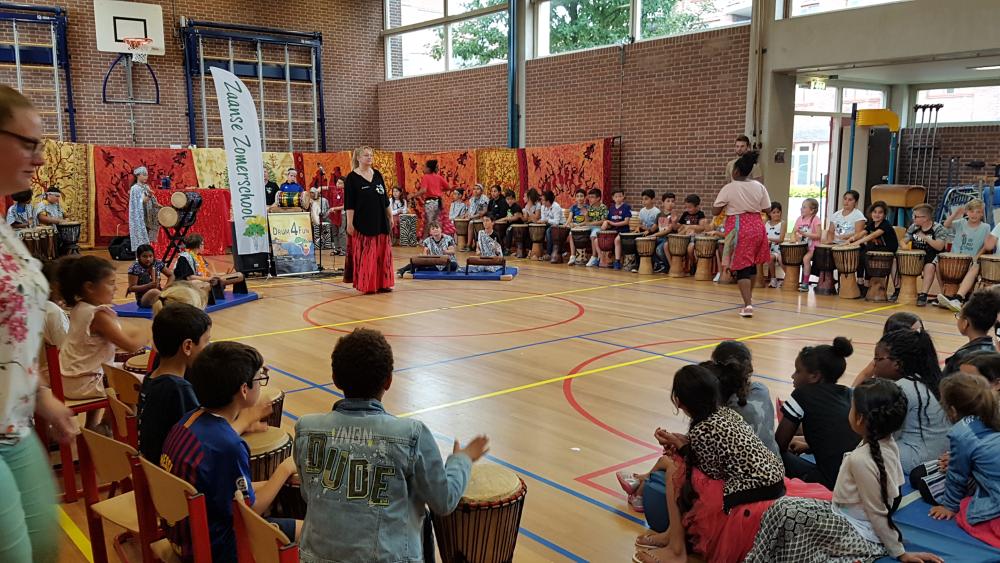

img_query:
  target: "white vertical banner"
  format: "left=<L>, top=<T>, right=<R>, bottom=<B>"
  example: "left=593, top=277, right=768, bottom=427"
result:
left=210, top=67, right=269, bottom=254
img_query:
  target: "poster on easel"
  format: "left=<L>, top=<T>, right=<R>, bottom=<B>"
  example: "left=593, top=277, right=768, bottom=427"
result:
left=267, top=212, right=318, bottom=276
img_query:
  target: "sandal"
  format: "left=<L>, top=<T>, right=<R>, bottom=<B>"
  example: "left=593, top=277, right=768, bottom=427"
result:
left=634, top=533, right=669, bottom=550
left=632, top=545, right=686, bottom=563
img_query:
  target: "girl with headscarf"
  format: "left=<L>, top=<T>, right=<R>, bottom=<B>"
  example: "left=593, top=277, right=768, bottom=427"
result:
left=128, top=166, right=161, bottom=251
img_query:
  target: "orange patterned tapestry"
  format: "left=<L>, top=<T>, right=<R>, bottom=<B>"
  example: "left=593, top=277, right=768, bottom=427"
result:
left=373, top=150, right=399, bottom=193
left=401, top=150, right=477, bottom=236
left=476, top=148, right=521, bottom=196
left=525, top=139, right=610, bottom=208
left=298, top=151, right=353, bottom=189
left=32, top=141, right=94, bottom=248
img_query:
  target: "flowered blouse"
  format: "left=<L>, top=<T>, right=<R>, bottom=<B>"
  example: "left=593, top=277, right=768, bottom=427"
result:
left=0, top=222, right=47, bottom=443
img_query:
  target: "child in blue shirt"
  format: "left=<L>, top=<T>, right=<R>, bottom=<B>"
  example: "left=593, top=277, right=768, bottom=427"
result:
left=602, top=188, right=633, bottom=270
left=160, top=342, right=299, bottom=562
left=567, top=189, right=589, bottom=265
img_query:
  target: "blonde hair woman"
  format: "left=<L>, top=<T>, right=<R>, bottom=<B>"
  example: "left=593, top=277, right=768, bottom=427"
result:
left=344, top=146, right=394, bottom=293
left=0, top=85, right=78, bottom=562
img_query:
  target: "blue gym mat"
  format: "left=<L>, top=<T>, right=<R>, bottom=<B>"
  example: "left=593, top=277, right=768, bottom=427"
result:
left=114, top=291, right=259, bottom=318
left=411, top=266, right=518, bottom=280
left=875, top=486, right=1000, bottom=563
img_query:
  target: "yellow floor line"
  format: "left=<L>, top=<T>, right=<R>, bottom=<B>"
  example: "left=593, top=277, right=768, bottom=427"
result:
left=58, top=505, right=94, bottom=563
left=220, top=276, right=675, bottom=341
left=398, top=303, right=900, bottom=417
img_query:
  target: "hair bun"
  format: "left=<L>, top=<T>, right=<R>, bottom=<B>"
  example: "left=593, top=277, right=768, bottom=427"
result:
left=832, top=336, right=854, bottom=358
left=746, top=150, right=760, bottom=165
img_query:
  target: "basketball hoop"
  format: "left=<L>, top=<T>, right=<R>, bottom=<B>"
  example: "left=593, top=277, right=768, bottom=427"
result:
left=123, top=37, right=152, bottom=64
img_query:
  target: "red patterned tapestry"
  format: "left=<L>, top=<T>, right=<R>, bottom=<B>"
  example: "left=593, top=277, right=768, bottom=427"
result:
left=373, top=150, right=400, bottom=194
left=297, top=152, right=353, bottom=205
left=151, top=189, right=233, bottom=257
left=401, top=151, right=477, bottom=236
left=525, top=138, right=611, bottom=208
left=92, top=146, right=199, bottom=238
left=476, top=148, right=522, bottom=198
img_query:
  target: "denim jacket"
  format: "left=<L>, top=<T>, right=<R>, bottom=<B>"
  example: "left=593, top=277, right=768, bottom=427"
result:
left=939, top=415, right=1000, bottom=524
left=293, top=398, right=472, bottom=562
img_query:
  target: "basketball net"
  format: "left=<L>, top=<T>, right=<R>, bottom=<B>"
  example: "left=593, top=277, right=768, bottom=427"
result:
left=123, top=37, right=152, bottom=64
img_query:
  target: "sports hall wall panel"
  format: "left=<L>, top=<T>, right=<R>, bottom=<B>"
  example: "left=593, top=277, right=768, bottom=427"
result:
left=7, top=0, right=383, bottom=150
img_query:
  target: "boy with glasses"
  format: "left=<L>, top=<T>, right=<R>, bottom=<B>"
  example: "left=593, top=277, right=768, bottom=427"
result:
left=903, top=203, right=948, bottom=306
left=160, top=341, right=300, bottom=562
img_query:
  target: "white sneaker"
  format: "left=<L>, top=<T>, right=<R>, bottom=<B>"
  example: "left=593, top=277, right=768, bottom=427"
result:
left=586, top=256, right=599, bottom=267
left=940, top=296, right=964, bottom=313
left=568, top=256, right=577, bottom=266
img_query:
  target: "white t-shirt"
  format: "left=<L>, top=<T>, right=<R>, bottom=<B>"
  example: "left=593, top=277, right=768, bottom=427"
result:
left=830, top=208, right=866, bottom=243
left=989, top=223, right=1000, bottom=254
left=639, top=206, right=661, bottom=230
left=59, top=302, right=117, bottom=377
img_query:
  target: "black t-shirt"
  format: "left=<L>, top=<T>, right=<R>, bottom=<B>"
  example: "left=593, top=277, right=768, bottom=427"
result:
left=780, top=383, right=861, bottom=489
left=173, top=256, right=196, bottom=281
left=679, top=210, right=705, bottom=226
left=865, top=219, right=898, bottom=253
left=507, top=202, right=523, bottom=222
left=944, top=336, right=997, bottom=376
left=137, top=373, right=200, bottom=461
left=264, top=181, right=280, bottom=206
left=344, top=170, right=390, bottom=237
left=487, top=197, right=509, bottom=221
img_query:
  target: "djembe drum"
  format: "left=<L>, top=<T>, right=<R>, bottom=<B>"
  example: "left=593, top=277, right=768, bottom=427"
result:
left=399, top=214, right=418, bottom=246
left=432, top=464, right=527, bottom=563
left=693, top=236, right=718, bottom=281
left=56, top=221, right=81, bottom=255
left=529, top=223, right=547, bottom=260
left=571, top=227, right=592, bottom=264
left=596, top=230, right=617, bottom=267
left=492, top=221, right=509, bottom=253
left=124, top=351, right=152, bottom=375
left=244, top=427, right=292, bottom=481
left=896, top=249, right=926, bottom=303
left=832, top=245, right=861, bottom=299
left=16, top=229, right=38, bottom=260
left=36, top=226, right=57, bottom=260
left=779, top=242, right=808, bottom=293
left=813, top=243, right=836, bottom=295
left=620, top=232, right=641, bottom=272
left=865, top=251, right=896, bottom=302
left=667, top=234, right=690, bottom=278
left=470, top=220, right=485, bottom=251
left=271, top=481, right=307, bottom=519
left=509, top=224, right=529, bottom=258
left=937, top=253, right=972, bottom=296
left=550, top=225, right=570, bottom=263
left=170, top=191, right=204, bottom=215
left=277, top=191, right=311, bottom=210
left=978, top=255, right=1000, bottom=287
left=114, top=349, right=143, bottom=365
left=636, top=237, right=656, bottom=275
left=628, top=216, right=641, bottom=232
left=259, top=386, right=286, bottom=427
left=454, top=218, right=470, bottom=250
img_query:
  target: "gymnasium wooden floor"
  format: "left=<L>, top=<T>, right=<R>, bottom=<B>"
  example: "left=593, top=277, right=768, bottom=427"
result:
left=57, top=247, right=968, bottom=562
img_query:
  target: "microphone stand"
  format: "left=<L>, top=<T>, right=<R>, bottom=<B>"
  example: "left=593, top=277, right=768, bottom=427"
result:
left=305, top=177, right=342, bottom=279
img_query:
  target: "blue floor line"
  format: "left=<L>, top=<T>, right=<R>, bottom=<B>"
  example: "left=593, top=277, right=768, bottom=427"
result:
left=518, top=527, right=589, bottom=562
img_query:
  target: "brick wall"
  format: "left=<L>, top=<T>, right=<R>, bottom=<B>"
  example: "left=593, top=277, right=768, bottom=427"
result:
left=898, top=125, right=1000, bottom=207
left=526, top=26, right=751, bottom=205
left=377, top=63, right=508, bottom=151
left=0, top=0, right=383, bottom=150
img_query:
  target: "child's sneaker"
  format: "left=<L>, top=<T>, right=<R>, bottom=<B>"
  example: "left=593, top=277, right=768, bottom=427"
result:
left=917, top=293, right=928, bottom=307
left=586, top=256, right=599, bottom=267
left=616, top=471, right=640, bottom=495
left=628, top=493, right=645, bottom=513
left=613, top=260, right=622, bottom=270
left=568, top=255, right=577, bottom=266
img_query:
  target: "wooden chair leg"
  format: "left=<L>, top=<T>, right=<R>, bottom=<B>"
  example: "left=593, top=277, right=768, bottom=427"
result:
left=78, top=434, right=110, bottom=563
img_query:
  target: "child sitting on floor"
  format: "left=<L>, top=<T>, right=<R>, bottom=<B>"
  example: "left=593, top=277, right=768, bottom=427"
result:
left=160, top=342, right=301, bottom=562
left=58, top=256, right=147, bottom=430
left=943, top=289, right=1000, bottom=375
left=746, top=379, right=944, bottom=563
left=173, top=233, right=245, bottom=294
left=957, top=350, right=1000, bottom=390
left=293, top=328, right=488, bottom=561
left=928, top=372, right=1000, bottom=549
left=396, top=221, right=458, bottom=276
left=127, top=244, right=174, bottom=309
left=776, top=337, right=861, bottom=489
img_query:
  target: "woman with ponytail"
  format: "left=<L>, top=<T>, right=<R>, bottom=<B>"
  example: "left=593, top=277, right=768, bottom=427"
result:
left=873, top=329, right=950, bottom=473
left=747, top=379, right=944, bottom=563
left=928, top=372, right=1000, bottom=548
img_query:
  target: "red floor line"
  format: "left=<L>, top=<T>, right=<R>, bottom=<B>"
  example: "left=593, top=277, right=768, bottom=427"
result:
left=575, top=451, right=664, bottom=482
left=575, top=476, right=630, bottom=501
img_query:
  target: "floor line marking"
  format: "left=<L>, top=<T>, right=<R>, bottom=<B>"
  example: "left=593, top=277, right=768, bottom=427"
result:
left=220, top=276, right=677, bottom=341
left=58, top=506, right=94, bottom=563
left=397, top=303, right=901, bottom=418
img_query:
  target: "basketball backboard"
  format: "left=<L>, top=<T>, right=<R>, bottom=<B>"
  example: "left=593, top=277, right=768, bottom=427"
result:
left=93, top=0, right=165, bottom=56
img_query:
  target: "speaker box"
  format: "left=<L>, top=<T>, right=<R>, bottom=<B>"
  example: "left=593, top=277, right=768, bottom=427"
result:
left=108, top=236, right=134, bottom=261
left=231, top=223, right=272, bottom=275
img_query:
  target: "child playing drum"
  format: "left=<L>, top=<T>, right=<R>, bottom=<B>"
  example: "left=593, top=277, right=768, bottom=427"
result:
left=904, top=203, right=948, bottom=307
left=937, top=199, right=990, bottom=311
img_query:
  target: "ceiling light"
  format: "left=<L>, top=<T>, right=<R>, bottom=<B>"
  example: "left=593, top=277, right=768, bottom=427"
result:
left=971, top=65, right=1000, bottom=71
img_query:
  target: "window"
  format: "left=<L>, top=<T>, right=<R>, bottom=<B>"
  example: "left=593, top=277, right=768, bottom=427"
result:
left=537, top=0, right=630, bottom=57
left=449, top=10, right=508, bottom=70
left=841, top=87, right=886, bottom=112
left=384, top=0, right=509, bottom=79
left=916, top=86, right=1000, bottom=123
left=790, top=0, right=910, bottom=17
left=387, top=26, right=445, bottom=78
left=795, top=84, right=838, bottom=113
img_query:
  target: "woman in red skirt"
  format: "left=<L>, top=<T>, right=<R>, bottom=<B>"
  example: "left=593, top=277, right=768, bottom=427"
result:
left=344, top=146, right=394, bottom=294
left=713, top=151, right=772, bottom=318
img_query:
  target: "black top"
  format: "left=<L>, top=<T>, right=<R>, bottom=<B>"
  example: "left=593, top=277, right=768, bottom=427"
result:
left=507, top=202, right=523, bottom=222
left=780, top=383, right=861, bottom=489
left=344, top=170, right=390, bottom=237
left=264, top=181, right=280, bottom=206
left=865, top=219, right=899, bottom=253
left=944, top=336, right=997, bottom=376
left=487, top=197, right=509, bottom=221
left=173, top=256, right=196, bottom=281
left=137, top=373, right=200, bottom=461
left=679, top=210, right=705, bottom=226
